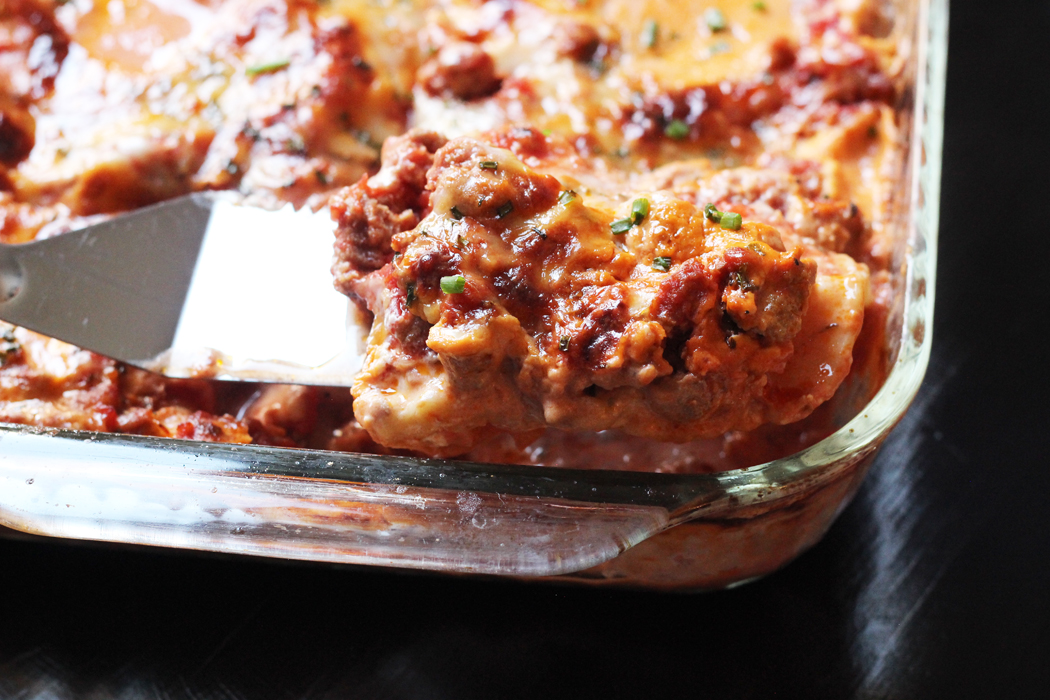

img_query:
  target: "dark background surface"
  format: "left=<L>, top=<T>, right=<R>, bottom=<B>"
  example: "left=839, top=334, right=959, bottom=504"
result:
left=2, top=1, right=1049, bottom=698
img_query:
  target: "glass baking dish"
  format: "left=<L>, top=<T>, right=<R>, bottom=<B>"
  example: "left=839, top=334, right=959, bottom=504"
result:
left=0, top=0, right=945, bottom=590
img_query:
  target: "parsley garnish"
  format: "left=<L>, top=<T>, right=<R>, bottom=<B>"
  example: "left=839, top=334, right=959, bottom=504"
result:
left=652, top=257, right=672, bottom=272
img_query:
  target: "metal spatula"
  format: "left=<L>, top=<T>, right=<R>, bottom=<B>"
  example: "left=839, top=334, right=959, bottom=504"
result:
left=0, top=194, right=364, bottom=385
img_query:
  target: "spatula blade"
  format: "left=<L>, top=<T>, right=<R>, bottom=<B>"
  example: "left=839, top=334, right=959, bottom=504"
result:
left=0, top=194, right=362, bottom=385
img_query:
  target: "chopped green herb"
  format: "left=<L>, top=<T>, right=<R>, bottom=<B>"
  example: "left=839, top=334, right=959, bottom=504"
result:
left=587, top=57, right=609, bottom=75
left=496, top=201, right=514, bottom=218
left=730, top=270, right=753, bottom=290
left=246, top=59, right=291, bottom=76
left=479, top=160, right=499, bottom=170
left=652, top=256, right=672, bottom=272
left=704, top=8, right=727, bottom=32
left=531, top=226, right=548, bottom=240
left=440, top=275, right=466, bottom=294
left=610, top=218, right=634, bottom=235
left=867, top=125, right=878, bottom=138
left=314, top=169, right=328, bottom=185
left=631, top=198, right=650, bottom=224
left=558, top=189, right=577, bottom=205
left=720, top=211, right=743, bottom=230
left=542, top=129, right=553, bottom=136
left=405, top=281, right=417, bottom=305
left=456, top=234, right=466, bottom=249
left=559, top=336, right=570, bottom=352
left=285, top=135, right=306, bottom=155
left=664, top=119, right=689, bottom=140
left=0, top=326, right=20, bottom=366
left=752, top=1, right=767, bottom=11
left=450, top=205, right=465, bottom=220
left=641, top=19, right=659, bottom=49
left=704, top=203, right=723, bottom=222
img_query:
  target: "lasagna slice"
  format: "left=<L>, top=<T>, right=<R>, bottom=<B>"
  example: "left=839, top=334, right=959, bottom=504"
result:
left=333, top=127, right=868, bottom=456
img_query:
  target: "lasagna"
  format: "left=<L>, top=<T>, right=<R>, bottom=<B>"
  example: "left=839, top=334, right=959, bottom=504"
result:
left=0, top=0, right=905, bottom=471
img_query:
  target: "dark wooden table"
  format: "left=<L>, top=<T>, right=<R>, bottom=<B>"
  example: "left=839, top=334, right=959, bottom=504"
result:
left=3, top=2, right=1048, bottom=697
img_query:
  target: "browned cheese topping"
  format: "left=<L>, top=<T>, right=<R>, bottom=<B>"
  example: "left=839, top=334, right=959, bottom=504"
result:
left=1, top=0, right=906, bottom=470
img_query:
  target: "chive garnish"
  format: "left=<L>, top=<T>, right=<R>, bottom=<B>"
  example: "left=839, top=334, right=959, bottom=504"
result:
left=610, top=198, right=651, bottom=235
left=705, top=8, right=727, bottom=32
left=703, top=203, right=742, bottom=229
left=450, top=205, right=465, bottom=220
left=440, top=275, right=466, bottom=294
left=456, top=234, right=466, bottom=249
left=641, top=19, right=658, bottom=49
left=496, top=201, right=514, bottom=218
left=710, top=40, right=730, bottom=55
left=479, top=160, right=499, bottom=170
left=314, top=170, right=328, bottom=185
left=631, top=198, right=650, bottom=224
left=720, top=212, right=742, bottom=230
left=405, top=281, right=417, bottom=305
left=652, top=256, right=672, bottom=271
left=246, top=59, right=291, bottom=76
left=531, top=226, right=547, bottom=239
left=558, top=190, right=577, bottom=205
left=752, top=1, right=767, bottom=11
left=664, top=119, right=689, bottom=140
left=559, top=336, right=570, bottom=352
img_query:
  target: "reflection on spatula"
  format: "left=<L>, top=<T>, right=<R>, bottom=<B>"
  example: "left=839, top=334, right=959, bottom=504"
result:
left=0, top=194, right=364, bottom=385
